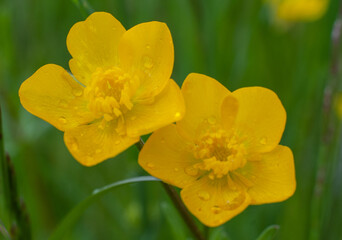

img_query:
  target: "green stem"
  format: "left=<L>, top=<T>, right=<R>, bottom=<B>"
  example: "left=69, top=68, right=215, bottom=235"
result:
left=0, top=106, right=11, bottom=227
left=309, top=2, right=342, bottom=240
left=0, top=218, right=10, bottom=240
left=49, top=176, right=160, bottom=240
left=136, top=138, right=205, bottom=240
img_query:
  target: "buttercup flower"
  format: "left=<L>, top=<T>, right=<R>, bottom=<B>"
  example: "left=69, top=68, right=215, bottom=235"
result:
left=268, top=0, right=328, bottom=22
left=19, top=12, right=184, bottom=166
left=139, top=73, right=296, bottom=227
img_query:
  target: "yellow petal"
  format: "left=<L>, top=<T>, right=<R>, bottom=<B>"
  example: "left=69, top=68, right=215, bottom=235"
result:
left=125, top=80, right=185, bottom=137
left=67, top=12, right=126, bottom=85
left=177, top=73, right=230, bottom=140
left=19, top=64, right=95, bottom=131
left=138, top=124, right=198, bottom=188
left=221, top=94, right=239, bottom=132
left=181, top=176, right=251, bottom=227
left=233, top=145, right=296, bottom=204
left=64, top=120, right=139, bottom=166
left=118, top=21, right=173, bottom=100
left=232, top=87, right=286, bottom=153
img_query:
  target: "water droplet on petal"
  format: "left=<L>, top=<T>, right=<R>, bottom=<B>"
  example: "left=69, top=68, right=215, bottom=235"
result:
left=69, top=138, right=78, bottom=151
left=198, top=191, right=210, bottom=201
left=115, top=140, right=121, bottom=145
left=260, top=137, right=267, bottom=145
left=146, top=44, right=151, bottom=49
left=174, top=112, right=181, bottom=120
left=143, top=56, right=153, bottom=69
left=208, top=116, right=216, bottom=124
left=147, top=163, right=155, bottom=169
left=72, top=88, right=83, bottom=97
left=184, top=166, right=198, bottom=176
left=58, top=117, right=67, bottom=124
left=211, top=206, right=222, bottom=214
left=174, top=167, right=179, bottom=172
left=59, top=100, right=68, bottom=107
left=95, top=149, right=102, bottom=154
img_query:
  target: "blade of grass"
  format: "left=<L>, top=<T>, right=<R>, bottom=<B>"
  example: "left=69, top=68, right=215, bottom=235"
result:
left=48, top=176, right=160, bottom=240
left=256, top=225, right=280, bottom=240
left=135, top=138, right=205, bottom=240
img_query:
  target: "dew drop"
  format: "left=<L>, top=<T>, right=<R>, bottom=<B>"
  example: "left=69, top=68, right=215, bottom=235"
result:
left=211, top=206, right=222, bottom=214
left=260, top=137, right=267, bottom=145
left=72, top=88, right=83, bottom=97
left=147, top=162, right=155, bottom=169
left=115, top=140, right=121, bottom=145
left=59, top=100, right=68, bottom=107
left=198, top=191, right=210, bottom=201
left=208, top=116, right=216, bottom=125
left=58, top=117, right=67, bottom=124
left=184, top=166, right=198, bottom=176
left=174, top=167, right=179, bottom=172
left=146, top=44, right=151, bottom=49
left=69, top=138, right=78, bottom=151
left=174, top=112, right=181, bottom=119
left=143, top=56, right=153, bottom=69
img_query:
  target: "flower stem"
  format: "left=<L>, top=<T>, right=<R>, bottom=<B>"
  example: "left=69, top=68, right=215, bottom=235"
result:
left=135, top=138, right=205, bottom=240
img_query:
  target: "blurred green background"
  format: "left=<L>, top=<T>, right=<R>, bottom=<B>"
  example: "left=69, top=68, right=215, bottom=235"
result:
left=1, top=0, right=342, bottom=239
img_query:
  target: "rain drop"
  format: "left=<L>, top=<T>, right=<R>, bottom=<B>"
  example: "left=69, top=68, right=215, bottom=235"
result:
left=211, top=206, right=222, bottom=214
left=147, top=163, right=155, bottom=169
left=260, top=137, right=267, bottom=145
left=58, top=117, right=67, bottom=124
left=59, top=100, right=68, bottom=107
left=143, top=56, right=153, bottom=69
left=184, top=166, right=198, bottom=176
left=208, top=116, right=216, bottom=125
left=72, top=88, right=83, bottom=97
left=198, top=191, right=210, bottom=201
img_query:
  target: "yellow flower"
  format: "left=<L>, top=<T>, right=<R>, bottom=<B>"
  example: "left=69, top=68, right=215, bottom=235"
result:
left=19, top=12, right=184, bottom=166
left=139, top=73, right=296, bottom=227
left=268, top=0, right=328, bottom=22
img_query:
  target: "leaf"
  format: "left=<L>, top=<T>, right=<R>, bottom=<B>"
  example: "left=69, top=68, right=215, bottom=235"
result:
left=48, top=176, right=160, bottom=240
left=256, top=225, right=280, bottom=240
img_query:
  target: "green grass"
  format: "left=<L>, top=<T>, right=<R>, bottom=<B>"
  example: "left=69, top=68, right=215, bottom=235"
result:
left=1, top=0, right=342, bottom=239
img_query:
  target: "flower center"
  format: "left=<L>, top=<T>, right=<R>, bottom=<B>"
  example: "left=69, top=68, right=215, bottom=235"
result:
left=191, top=129, right=247, bottom=179
left=84, top=67, right=139, bottom=134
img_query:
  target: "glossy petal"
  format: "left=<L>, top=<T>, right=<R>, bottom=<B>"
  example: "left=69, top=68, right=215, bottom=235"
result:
left=138, top=124, right=199, bottom=188
left=67, top=12, right=126, bottom=85
left=181, top=176, right=251, bottom=227
left=64, top=120, right=139, bottom=166
left=125, top=80, right=185, bottom=137
left=234, top=145, right=296, bottom=204
left=177, top=73, right=230, bottom=140
left=232, top=87, right=286, bottom=153
left=19, top=64, right=95, bottom=131
left=118, top=21, right=173, bottom=101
